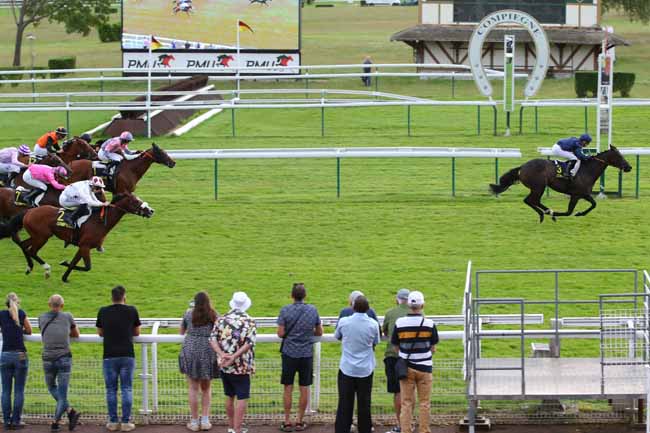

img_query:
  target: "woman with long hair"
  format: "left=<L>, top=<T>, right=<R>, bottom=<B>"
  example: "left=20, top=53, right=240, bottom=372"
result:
left=179, top=292, right=218, bottom=431
left=0, top=293, right=32, bottom=430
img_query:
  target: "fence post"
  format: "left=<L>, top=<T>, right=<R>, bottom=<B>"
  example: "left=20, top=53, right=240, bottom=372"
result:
left=305, top=68, right=309, bottom=99
left=31, top=74, right=36, bottom=103
left=151, top=321, right=160, bottom=413
left=534, top=106, right=539, bottom=134
left=584, top=105, right=589, bottom=134
left=231, top=109, right=236, bottom=137
left=320, top=90, right=326, bottom=137
left=451, top=157, right=456, bottom=197
left=494, top=158, right=499, bottom=185
left=518, top=105, right=525, bottom=135
left=492, top=105, right=497, bottom=136
left=336, top=157, right=341, bottom=198
left=65, top=94, right=70, bottom=134
left=214, top=159, right=219, bottom=201
left=100, top=72, right=104, bottom=102
left=477, top=106, right=481, bottom=135
left=139, top=343, right=151, bottom=423
left=451, top=72, right=455, bottom=99
left=311, top=341, right=322, bottom=413
left=407, top=105, right=411, bottom=137
left=636, top=155, right=640, bottom=199
left=374, top=67, right=379, bottom=95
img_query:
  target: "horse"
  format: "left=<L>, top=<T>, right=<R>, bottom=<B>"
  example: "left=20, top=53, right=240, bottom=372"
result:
left=67, top=143, right=176, bottom=193
left=489, top=146, right=632, bottom=222
left=0, top=193, right=154, bottom=282
left=59, top=136, right=98, bottom=163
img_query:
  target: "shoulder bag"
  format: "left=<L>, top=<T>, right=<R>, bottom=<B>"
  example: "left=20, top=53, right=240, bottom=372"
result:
left=394, top=316, right=425, bottom=380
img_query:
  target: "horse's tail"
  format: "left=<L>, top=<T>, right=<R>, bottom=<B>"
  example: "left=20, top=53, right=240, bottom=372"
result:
left=0, top=212, right=24, bottom=240
left=489, top=166, right=521, bottom=195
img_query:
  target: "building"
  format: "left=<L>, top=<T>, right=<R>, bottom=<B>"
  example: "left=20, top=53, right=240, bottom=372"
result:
left=390, top=0, right=629, bottom=75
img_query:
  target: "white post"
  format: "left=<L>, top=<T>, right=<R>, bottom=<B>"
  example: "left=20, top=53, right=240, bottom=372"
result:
left=147, top=36, right=153, bottom=139
left=140, top=343, right=150, bottom=422
left=236, top=20, right=241, bottom=97
left=311, top=341, right=321, bottom=413
left=503, top=35, right=515, bottom=137
left=151, top=321, right=160, bottom=412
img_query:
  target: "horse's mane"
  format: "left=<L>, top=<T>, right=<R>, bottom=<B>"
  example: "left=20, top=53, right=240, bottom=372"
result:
left=111, top=193, right=129, bottom=204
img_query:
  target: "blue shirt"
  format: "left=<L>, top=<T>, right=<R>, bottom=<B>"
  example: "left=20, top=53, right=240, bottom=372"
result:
left=277, top=301, right=321, bottom=358
left=557, top=137, right=589, bottom=160
left=335, top=312, right=380, bottom=378
left=0, top=309, right=27, bottom=352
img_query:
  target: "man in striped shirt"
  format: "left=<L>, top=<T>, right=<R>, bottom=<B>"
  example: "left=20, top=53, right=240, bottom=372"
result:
left=391, top=291, right=439, bottom=433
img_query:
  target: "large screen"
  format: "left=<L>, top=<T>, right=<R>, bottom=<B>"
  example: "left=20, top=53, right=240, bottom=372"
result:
left=453, top=0, right=566, bottom=24
left=122, top=0, right=300, bottom=51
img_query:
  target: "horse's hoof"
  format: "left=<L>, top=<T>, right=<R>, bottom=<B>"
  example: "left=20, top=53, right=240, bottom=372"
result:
left=25, top=267, right=31, bottom=275
left=44, top=271, right=50, bottom=279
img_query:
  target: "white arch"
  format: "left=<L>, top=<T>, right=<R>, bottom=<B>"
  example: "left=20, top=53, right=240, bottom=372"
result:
left=468, top=9, right=550, bottom=98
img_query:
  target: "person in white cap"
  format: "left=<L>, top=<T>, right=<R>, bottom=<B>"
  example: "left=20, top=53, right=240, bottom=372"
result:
left=391, top=291, right=439, bottom=433
left=210, top=292, right=256, bottom=433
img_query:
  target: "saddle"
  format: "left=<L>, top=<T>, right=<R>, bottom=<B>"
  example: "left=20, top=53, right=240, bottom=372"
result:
left=13, top=187, right=31, bottom=207
left=552, top=160, right=576, bottom=179
left=56, top=208, right=77, bottom=229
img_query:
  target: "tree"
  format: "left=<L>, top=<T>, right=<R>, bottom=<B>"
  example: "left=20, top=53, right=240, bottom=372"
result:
left=10, top=0, right=114, bottom=67
left=603, top=0, right=650, bottom=23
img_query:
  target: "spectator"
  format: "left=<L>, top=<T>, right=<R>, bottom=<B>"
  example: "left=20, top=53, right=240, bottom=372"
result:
left=38, top=294, right=81, bottom=432
left=0, top=293, right=32, bottom=430
left=185, top=41, right=191, bottom=49
left=334, top=296, right=380, bottom=433
left=362, top=56, right=372, bottom=87
left=96, top=285, right=141, bottom=432
left=210, top=292, right=256, bottom=433
left=337, top=290, right=380, bottom=326
left=391, top=291, right=439, bottom=433
left=276, top=283, right=323, bottom=432
left=180, top=292, right=218, bottom=432
left=382, top=289, right=410, bottom=433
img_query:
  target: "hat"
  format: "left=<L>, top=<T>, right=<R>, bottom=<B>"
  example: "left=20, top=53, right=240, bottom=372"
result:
left=396, top=288, right=410, bottom=301
left=229, top=291, right=251, bottom=312
left=349, top=290, right=364, bottom=304
left=407, top=291, right=425, bottom=307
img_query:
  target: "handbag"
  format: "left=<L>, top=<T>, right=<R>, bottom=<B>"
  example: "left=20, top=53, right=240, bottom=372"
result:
left=395, top=316, right=426, bottom=380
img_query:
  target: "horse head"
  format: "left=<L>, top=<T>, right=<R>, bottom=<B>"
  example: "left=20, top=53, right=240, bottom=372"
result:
left=111, top=193, right=155, bottom=218
left=146, top=143, right=176, bottom=168
left=599, top=145, right=632, bottom=172
left=71, top=136, right=99, bottom=160
left=41, top=154, right=72, bottom=174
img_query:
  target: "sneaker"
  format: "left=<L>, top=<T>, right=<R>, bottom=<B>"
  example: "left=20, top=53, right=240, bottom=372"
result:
left=67, top=409, right=81, bottom=431
left=186, top=422, right=200, bottom=432
left=120, top=423, right=136, bottom=432
left=200, top=421, right=212, bottom=431
left=389, top=427, right=401, bottom=433
left=106, top=423, right=120, bottom=431
left=51, top=422, right=62, bottom=432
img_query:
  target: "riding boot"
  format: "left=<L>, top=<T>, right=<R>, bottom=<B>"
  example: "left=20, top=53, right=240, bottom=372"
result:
left=25, top=188, right=45, bottom=207
left=62, top=208, right=77, bottom=227
left=73, top=204, right=90, bottom=227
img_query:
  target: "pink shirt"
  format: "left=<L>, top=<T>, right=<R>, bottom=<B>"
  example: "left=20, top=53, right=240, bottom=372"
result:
left=27, top=164, right=66, bottom=190
left=102, top=137, right=130, bottom=153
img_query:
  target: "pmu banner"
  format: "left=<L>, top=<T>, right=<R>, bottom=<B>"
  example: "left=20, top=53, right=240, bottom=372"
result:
left=123, top=51, right=300, bottom=74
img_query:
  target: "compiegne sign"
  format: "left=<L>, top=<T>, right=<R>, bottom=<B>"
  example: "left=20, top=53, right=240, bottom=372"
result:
left=469, top=9, right=550, bottom=98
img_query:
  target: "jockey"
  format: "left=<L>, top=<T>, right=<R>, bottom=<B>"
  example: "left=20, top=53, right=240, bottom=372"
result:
left=0, top=145, right=30, bottom=185
left=551, top=133, right=592, bottom=178
left=34, top=127, right=68, bottom=159
left=21, top=164, right=69, bottom=206
left=59, top=176, right=109, bottom=227
left=98, top=131, right=138, bottom=165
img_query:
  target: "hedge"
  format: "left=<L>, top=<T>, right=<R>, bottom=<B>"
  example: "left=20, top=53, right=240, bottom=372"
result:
left=0, top=66, right=24, bottom=87
left=98, top=23, right=121, bottom=43
left=48, top=57, right=76, bottom=78
left=575, top=71, right=636, bottom=97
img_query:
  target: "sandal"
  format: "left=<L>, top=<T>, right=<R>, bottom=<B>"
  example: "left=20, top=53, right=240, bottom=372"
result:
left=295, top=422, right=308, bottom=431
left=280, top=422, right=294, bottom=432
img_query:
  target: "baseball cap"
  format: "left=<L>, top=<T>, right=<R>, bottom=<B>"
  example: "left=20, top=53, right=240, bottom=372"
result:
left=407, top=291, right=425, bottom=306
left=396, top=288, right=410, bottom=301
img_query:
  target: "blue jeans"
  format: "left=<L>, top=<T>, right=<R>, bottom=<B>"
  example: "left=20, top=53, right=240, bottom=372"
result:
left=103, top=357, right=135, bottom=423
left=0, top=351, right=29, bottom=426
left=43, top=356, right=72, bottom=421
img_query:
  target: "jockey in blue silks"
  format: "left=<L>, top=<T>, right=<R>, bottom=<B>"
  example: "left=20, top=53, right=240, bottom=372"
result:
left=551, top=133, right=592, bottom=178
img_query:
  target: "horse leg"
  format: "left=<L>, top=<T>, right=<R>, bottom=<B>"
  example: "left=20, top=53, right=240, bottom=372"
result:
left=523, top=189, right=547, bottom=223
left=18, top=238, right=34, bottom=274
left=548, top=196, right=580, bottom=220
left=575, top=195, right=597, bottom=217
left=23, top=237, right=51, bottom=279
left=61, top=247, right=91, bottom=283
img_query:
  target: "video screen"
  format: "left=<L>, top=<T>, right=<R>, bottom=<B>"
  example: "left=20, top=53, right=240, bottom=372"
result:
left=453, top=0, right=566, bottom=24
left=122, top=0, right=300, bottom=51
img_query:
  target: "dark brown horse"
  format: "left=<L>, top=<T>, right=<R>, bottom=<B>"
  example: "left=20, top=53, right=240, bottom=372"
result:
left=489, top=146, right=632, bottom=222
left=59, top=137, right=98, bottom=163
left=0, top=193, right=154, bottom=282
left=67, top=143, right=175, bottom=193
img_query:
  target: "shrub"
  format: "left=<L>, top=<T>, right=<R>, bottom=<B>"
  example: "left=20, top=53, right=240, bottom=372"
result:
left=48, top=56, right=76, bottom=78
left=0, top=66, right=25, bottom=87
left=98, top=23, right=121, bottom=43
left=574, top=71, right=636, bottom=98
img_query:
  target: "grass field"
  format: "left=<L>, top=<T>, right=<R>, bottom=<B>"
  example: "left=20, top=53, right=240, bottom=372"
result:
left=0, top=2, right=649, bottom=377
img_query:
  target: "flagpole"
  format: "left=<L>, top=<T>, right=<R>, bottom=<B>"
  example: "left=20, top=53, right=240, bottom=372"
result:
left=236, top=19, right=241, bottom=97
left=147, top=36, right=153, bottom=139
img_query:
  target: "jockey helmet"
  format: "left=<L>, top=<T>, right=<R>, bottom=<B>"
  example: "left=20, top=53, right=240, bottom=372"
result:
left=90, top=176, right=105, bottom=189
left=55, top=127, right=68, bottom=137
left=579, top=133, right=592, bottom=144
left=18, top=145, right=30, bottom=155
left=80, top=133, right=92, bottom=143
left=120, top=131, right=134, bottom=142
left=55, top=166, right=69, bottom=177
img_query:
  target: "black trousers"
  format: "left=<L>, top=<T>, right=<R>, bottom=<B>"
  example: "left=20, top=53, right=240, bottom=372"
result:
left=335, top=370, right=373, bottom=433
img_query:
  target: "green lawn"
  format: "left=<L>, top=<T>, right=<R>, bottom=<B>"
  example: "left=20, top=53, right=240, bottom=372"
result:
left=0, top=4, right=650, bottom=422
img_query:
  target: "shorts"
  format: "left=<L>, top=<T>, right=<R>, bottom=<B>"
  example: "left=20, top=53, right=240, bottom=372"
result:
left=384, top=357, right=400, bottom=394
left=281, top=355, right=313, bottom=387
left=221, top=373, right=251, bottom=400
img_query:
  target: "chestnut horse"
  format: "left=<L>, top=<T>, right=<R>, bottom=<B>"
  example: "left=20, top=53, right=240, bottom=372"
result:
left=489, top=146, right=632, bottom=222
left=67, top=143, right=176, bottom=193
left=0, top=193, right=154, bottom=282
left=59, top=137, right=98, bottom=163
